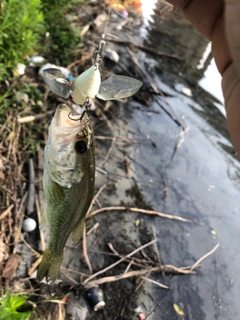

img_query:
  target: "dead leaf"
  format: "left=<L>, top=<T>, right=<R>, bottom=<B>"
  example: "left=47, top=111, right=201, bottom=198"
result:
left=2, top=254, right=20, bottom=280
left=173, top=303, right=184, bottom=316
left=211, top=229, right=216, bottom=236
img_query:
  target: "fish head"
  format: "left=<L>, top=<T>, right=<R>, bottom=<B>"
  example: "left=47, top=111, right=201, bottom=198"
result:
left=44, top=104, right=94, bottom=188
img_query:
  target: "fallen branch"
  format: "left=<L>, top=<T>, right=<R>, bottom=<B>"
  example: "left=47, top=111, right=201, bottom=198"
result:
left=108, top=243, right=152, bottom=268
left=83, top=239, right=157, bottom=285
left=83, top=224, right=92, bottom=274
left=84, top=243, right=219, bottom=288
left=17, top=110, right=54, bottom=123
left=190, top=243, right=220, bottom=271
left=86, top=222, right=99, bottom=236
left=140, top=276, right=170, bottom=289
left=60, top=268, right=79, bottom=285
left=96, top=167, right=108, bottom=175
left=87, top=206, right=193, bottom=223
left=21, top=235, right=41, bottom=258
left=26, top=158, right=35, bottom=216
left=13, top=191, right=28, bottom=254
left=28, top=256, right=42, bottom=276
left=87, top=181, right=113, bottom=217
left=85, top=265, right=189, bottom=288
left=83, top=181, right=114, bottom=273
left=135, top=271, right=151, bottom=292
left=95, top=135, right=137, bottom=143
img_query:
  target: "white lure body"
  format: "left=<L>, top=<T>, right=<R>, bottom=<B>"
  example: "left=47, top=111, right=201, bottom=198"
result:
left=71, top=65, right=101, bottom=104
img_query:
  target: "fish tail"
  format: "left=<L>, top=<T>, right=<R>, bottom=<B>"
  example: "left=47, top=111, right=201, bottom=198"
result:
left=37, top=248, right=63, bottom=282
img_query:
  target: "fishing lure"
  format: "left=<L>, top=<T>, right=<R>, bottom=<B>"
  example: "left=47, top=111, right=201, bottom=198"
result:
left=41, top=39, right=142, bottom=105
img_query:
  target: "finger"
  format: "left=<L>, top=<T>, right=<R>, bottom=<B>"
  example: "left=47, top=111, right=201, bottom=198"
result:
left=224, top=0, right=240, bottom=74
left=211, top=15, right=231, bottom=75
left=167, top=0, right=240, bottom=154
left=222, top=64, right=240, bottom=154
left=167, top=0, right=223, bottom=39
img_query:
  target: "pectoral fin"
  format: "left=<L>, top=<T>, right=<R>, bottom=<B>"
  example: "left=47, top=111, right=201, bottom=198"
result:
left=40, top=207, right=48, bottom=231
left=71, top=219, right=85, bottom=244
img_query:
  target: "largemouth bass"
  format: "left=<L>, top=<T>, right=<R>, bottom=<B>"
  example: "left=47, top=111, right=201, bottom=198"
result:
left=37, top=104, right=95, bottom=282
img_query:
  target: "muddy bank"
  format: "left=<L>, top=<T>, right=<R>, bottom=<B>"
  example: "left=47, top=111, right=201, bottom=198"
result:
left=61, top=2, right=240, bottom=318
left=71, top=2, right=240, bottom=319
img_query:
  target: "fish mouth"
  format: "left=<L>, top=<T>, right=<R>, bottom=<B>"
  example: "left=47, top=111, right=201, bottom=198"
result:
left=45, top=104, right=92, bottom=187
left=54, top=104, right=87, bottom=128
left=49, top=104, right=90, bottom=150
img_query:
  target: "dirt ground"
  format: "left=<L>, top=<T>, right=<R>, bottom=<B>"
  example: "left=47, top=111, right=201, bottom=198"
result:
left=1, top=1, right=240, bottom=320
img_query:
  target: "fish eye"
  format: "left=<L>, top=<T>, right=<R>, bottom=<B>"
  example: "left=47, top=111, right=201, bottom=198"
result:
left=75, top=140, right=88, bottom=154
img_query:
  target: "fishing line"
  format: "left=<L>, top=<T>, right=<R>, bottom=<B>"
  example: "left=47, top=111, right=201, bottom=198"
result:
left=102, top=0, right=113, bottom=39
left=94, top=0, right=115, bottom=67
left=102, top=1, right=120, bottom=41
left=70, top=2, right=114, bottom=122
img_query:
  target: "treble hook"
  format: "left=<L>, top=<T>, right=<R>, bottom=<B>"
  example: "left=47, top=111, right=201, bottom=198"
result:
left=68, top=98, right=92, bottom=121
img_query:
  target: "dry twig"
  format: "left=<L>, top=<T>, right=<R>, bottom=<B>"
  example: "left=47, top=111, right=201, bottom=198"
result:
left=26, top=158, right=35, bottom=216
left=17, top=111, right=54, bottom=123
left=0, top=204, right=14, bottom=221
left=86, top=222, right=99, bottom=236
left=83, top=224, right=92, bottom=274
left=82, top=240, right=219, bottom=290
left=28, top=256, right=42, bottom=276
left=87, top=206, right=193, bottom=223
left=108, top=243, right=149, bottom=268
left=13, top=191, right=28, bottom=253
left=82, top=181, right=113, bottom=273
left=87, top=181, right=113, bottom=217
left=83, top=239, right=156, bottom=285
left=140, top=276, right=170, bottom=289
left=190, top=243, right=220, bottom=271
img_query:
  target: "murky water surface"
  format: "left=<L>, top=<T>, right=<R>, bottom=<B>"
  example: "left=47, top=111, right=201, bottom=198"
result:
left=130, top=1, right=240, bottom=319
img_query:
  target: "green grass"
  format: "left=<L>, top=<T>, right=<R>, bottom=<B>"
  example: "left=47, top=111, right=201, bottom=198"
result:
left=41, top=0, right=84, bottom=66
left=0, top=291, right=32, bottom=320
left=0, top=0, right=44, bottom=80
left=0, top=0, right=85, bottom=79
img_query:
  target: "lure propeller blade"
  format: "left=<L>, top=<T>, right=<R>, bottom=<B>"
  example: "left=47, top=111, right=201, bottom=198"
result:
left=97, top=75, right=142, bottom=101
left=41, top=68, right=72, bottom=99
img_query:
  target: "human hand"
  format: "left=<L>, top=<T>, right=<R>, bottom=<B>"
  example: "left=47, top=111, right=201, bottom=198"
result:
left=167, top=0, right=240, bottom=154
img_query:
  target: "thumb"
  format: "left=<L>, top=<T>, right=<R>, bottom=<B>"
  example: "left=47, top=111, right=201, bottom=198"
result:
left=222, top=0, right=240, bottom=154
left=224, top=0, right=240, bottom=74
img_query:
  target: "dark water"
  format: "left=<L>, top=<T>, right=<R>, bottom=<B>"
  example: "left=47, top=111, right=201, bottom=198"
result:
left=129, top=2, right=240, bottom=319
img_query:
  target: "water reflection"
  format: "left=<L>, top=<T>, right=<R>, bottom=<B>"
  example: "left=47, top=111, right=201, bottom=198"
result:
left=126, top=2, right=240, bottom=318
left=141, top=0, right=157, bottom=25
left=199, top=58, right=224, bottom=104
left=144, top=0, right=223, bottom=103
left=145, top=1, right=208, bottom=73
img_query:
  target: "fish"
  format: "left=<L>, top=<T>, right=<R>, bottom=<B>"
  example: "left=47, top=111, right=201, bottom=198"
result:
left=37, top=104, right=95, bottom=282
